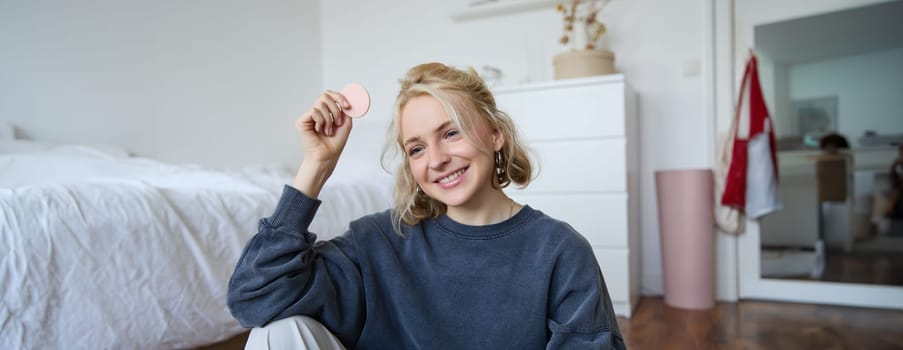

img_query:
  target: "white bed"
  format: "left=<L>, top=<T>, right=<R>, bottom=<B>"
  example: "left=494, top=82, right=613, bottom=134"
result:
left=0, top=137, right=394, bottom=349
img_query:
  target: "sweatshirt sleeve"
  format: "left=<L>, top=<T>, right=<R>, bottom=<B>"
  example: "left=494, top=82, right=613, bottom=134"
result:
left=545, top=235, right=626, bottom=350
left=227, top=185, right=366, bottom=347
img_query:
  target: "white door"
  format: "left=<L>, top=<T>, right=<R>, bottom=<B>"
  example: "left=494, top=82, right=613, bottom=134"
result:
left=732, top=0, right=903, bottom=309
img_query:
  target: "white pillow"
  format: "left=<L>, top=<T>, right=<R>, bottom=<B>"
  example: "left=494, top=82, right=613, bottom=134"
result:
left=0, top=139, right=130, bottom=159
left=49, top=144, right=131, bottom=160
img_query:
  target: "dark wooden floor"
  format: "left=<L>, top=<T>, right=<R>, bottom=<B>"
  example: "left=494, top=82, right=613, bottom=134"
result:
left=770, top=250, right=903, bottom=286
left=618, top=297, right=903, bottom=349
left=822, top=251, right=903, bottom=286
left=201, top=296, right=903, bottom=349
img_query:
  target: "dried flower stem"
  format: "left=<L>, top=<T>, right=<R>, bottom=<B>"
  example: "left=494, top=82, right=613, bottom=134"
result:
left=557, top=0, right=608, bottom=50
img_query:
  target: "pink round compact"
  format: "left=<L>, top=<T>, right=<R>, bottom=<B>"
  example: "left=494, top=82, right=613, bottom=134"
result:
left=340, top=83, right=370, bottom=118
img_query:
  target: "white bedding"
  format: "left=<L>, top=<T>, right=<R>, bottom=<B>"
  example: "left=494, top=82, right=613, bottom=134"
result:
left=0, top=140, right=393, bottom=349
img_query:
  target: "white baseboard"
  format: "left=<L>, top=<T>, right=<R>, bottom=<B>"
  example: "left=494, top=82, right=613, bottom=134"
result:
left=613, top=301, right=632, bottom=318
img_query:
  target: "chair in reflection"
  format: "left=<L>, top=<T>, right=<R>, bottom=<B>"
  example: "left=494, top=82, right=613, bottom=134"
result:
left=759, top=135, right=856, bottom=279
left=873, top=172, right=900, bottom=236
left=816, top=152, right=855, bottom=252
left=760, top=154, right=824, bottom=279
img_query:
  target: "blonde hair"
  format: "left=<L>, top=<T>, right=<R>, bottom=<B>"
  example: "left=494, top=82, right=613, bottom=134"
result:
left=381, top=62, right=533, bottom=234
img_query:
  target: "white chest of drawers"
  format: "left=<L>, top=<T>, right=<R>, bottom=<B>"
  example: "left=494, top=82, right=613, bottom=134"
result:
left=494, top=75, right=639, bottom=317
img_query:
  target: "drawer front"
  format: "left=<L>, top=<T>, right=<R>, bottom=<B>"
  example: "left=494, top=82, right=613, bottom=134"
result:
left=513, top=138, right=626, bottom=193
left=495, top=83, right=625, bottom=141
left=593, top=248, right=630, bottom=303
left=505, top=192, right=628, bottom=248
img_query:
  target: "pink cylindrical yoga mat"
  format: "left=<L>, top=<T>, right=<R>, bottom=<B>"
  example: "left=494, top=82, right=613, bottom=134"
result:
left=655, top=168, right=716, bottom=310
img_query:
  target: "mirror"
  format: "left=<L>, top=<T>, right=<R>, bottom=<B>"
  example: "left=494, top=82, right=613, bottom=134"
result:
left=756, top=1, right=903, bottom=286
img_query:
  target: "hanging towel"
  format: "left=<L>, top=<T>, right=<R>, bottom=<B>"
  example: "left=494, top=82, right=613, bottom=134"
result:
left=716, top=51, right=782, bottom=234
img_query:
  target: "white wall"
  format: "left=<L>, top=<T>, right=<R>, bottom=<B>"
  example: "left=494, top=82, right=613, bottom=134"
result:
left=0, top=0, right=322, bottom=167
left=790, top=47, right=903, bottom=142
left=756, top=56, right=796, bottom=138
left=321, top=0, right=711, bottom=296
left=761, top=47, right=903, bottom=141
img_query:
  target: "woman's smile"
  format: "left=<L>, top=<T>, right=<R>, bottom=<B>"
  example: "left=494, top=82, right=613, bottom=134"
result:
left=435, top=166, right=469, bottom=188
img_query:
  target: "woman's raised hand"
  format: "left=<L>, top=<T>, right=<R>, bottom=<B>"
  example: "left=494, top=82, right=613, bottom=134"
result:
left=296, top=90, right=354, bottom=164
left=292, top=90, right=354, bottom=198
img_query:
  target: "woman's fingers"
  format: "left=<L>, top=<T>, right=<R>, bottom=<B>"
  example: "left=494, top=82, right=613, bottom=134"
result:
left=325, top=90, right=350, bottom=126
left=311, top=108, right=327, bottom=134
left=319, top=91, right=351, bottom=136
left=300, top=90, right=352, bottom=138
left=319, top=101, right=337, bottom=136
left=295, top=112, right=316, bottom=133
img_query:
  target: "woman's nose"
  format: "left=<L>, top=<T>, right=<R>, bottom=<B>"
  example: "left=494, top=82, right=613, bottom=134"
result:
left=428, top=145, right=451, bottom=169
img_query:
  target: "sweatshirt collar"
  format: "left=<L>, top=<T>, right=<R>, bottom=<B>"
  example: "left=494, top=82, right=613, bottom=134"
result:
left=429, top=205, right=537, bottom=240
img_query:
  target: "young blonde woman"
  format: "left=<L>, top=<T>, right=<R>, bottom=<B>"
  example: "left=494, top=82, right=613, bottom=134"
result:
left=228, top=63, right=626, bottom=349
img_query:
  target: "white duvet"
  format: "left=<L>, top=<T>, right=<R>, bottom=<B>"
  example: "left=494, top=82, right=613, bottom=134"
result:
left=0, top=140, right=393, bottom=349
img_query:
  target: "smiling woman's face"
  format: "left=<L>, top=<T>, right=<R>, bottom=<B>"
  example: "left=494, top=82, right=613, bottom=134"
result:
left=400, top=95, right=501, bottom=211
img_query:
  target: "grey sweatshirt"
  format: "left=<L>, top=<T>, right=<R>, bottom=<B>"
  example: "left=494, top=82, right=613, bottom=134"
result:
left=227, top=185, right=626, bottom=349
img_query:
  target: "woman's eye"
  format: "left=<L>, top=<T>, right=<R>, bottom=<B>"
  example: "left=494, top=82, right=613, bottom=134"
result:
left=408, top=146, right=423, bottom=156
left=444, top=129, right=460, bottom=139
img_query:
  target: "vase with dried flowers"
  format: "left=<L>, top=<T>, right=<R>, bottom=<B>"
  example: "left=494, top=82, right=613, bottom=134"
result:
left=552, top=0, right=615, bottom=80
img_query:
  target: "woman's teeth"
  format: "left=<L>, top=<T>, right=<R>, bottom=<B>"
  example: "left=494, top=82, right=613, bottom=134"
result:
left=438, top=169, right=465, bottom=184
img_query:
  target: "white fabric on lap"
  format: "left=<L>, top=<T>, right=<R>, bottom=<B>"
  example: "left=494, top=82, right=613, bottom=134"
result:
left=246, top=316, right=346, bottom=350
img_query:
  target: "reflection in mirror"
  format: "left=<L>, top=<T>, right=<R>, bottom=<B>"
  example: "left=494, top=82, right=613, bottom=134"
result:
left=756, top=1, right=903, bottom=286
